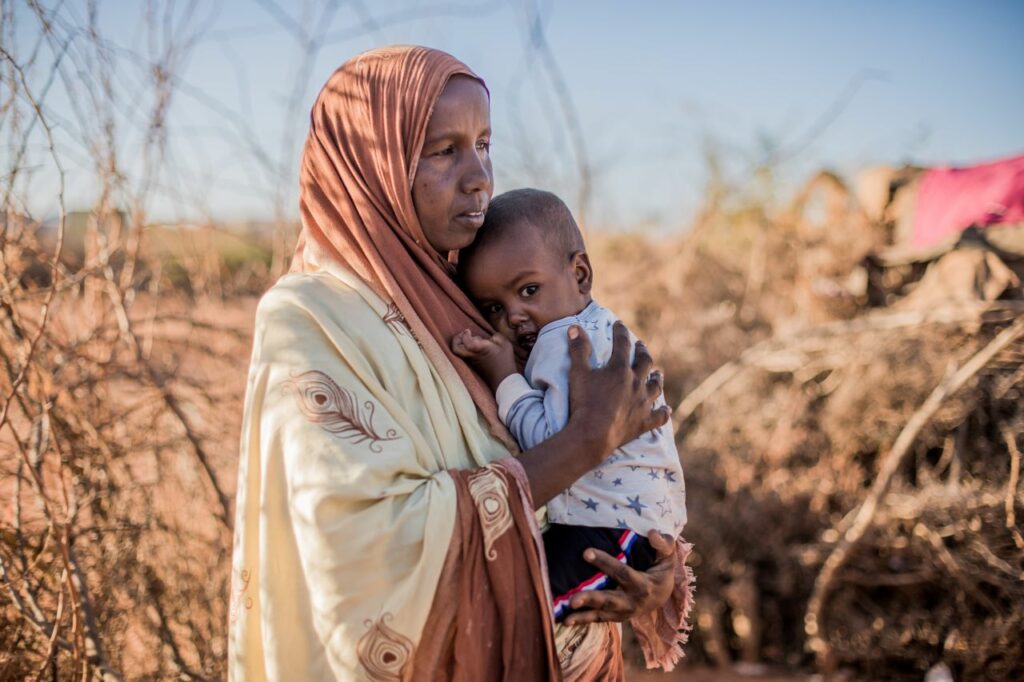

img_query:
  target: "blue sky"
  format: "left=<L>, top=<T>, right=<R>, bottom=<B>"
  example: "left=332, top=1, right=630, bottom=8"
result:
left=14, top=0, right=1024, bottom=231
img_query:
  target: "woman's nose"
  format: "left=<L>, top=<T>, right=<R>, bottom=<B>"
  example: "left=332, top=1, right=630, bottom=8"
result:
left=459, top=149, right=492, bottom=195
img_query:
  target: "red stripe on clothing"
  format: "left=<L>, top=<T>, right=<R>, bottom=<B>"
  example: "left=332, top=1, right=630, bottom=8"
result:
left=552, top=531, right=637, bottom=613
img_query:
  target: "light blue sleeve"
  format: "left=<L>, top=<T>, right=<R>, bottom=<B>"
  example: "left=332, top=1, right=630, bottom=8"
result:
left=501, top=330, right=573, bottom=450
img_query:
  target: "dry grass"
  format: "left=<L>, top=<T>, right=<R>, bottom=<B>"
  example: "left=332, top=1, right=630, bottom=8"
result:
left=4, top=165, right=1023, bottom=680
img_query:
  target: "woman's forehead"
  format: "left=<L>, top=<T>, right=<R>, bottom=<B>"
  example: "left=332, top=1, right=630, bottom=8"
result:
left=424, top=76, right=491, bottom=139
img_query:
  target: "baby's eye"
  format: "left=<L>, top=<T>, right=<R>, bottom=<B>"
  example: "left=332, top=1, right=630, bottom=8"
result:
left=483, top=303, right=503, bottom=316
left=520, top=284, right=539, bottom=297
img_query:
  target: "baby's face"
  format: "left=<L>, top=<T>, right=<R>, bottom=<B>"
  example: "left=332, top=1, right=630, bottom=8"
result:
left=461, top=221, right=591, bottom=360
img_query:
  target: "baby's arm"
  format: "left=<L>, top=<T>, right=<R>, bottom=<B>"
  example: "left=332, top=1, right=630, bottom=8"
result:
left=451, top=329, right=516, bottom=392
left=497, top=331, right=572, bottom=450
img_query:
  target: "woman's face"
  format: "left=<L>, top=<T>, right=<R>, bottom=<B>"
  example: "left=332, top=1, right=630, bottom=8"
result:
left=412, top=75, right=493, bottom=254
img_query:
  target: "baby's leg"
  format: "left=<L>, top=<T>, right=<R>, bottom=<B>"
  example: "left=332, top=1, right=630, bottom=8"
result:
left=544, top=524, right=658, bottom=622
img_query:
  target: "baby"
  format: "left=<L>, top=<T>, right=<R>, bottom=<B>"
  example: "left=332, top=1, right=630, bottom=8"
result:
left=452, top=188, right=686, bottom=621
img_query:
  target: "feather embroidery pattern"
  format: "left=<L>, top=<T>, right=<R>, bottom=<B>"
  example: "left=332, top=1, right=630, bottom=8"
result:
left=284, top=370, right=399, bottom=453
left=382, top=302, right=421, bottom=346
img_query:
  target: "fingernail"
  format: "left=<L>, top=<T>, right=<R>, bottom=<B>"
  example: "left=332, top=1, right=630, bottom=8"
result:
left=568, top=326, right=579, bottom=340
left=583, top=550, right=595, bottom=562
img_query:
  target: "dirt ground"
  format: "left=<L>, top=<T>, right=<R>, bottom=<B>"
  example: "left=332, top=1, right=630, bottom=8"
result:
left=626, top=664, right=808, bottom=681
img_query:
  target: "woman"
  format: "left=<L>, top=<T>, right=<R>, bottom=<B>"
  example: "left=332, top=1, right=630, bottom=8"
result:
left=228, top=46, right=692, bottom=680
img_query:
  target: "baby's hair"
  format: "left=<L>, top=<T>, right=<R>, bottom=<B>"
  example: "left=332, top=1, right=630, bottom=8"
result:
left=458, top=188, right=584, bottom=276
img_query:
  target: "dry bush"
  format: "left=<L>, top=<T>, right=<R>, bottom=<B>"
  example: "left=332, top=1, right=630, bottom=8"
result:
left=594, top=167, right=1024, bottom=680
left=1, top=2, right=252, bottom=678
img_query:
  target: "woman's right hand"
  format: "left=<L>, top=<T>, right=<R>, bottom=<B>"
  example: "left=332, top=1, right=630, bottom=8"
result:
left=515, top=321, right=670, bottom=506
left=566, top=321, right=669, bottom=467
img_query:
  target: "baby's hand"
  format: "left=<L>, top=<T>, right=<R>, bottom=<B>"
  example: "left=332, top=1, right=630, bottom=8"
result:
left=451, top=329, right=517, bottom=391
left=451, top=329, right=502, bottom=358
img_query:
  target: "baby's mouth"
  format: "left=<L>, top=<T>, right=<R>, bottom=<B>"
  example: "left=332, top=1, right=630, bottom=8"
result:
left=516, top=332, right=537, bottom=354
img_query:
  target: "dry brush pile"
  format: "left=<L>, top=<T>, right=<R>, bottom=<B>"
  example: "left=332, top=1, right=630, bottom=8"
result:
left=1, top=2, right=255, bottom=678
left=593, top=170, right=1024, bottom=680
left=0, top=223, right=250, bottom=677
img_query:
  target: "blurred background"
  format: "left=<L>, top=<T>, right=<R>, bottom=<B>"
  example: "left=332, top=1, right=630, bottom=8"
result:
left=2, top=1, right=1023, bottom=679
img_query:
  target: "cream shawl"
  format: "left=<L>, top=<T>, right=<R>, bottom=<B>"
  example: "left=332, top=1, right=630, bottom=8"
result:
left=228, top=266, right=560, bottom=679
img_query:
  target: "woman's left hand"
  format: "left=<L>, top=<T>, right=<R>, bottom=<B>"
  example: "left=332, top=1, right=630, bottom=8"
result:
left=563, top=530, right=677, bottom=625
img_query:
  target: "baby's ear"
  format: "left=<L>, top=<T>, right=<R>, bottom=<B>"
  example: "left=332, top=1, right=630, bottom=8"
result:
left=572, top=251, right=593, bottom=295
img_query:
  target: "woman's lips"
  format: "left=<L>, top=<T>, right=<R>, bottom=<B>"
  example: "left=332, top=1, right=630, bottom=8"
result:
left=454, top=210, right=485, bottom=229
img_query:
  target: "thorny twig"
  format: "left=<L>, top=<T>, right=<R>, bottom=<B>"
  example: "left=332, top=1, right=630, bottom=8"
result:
left=1003, top=425, right=1024, bottom=550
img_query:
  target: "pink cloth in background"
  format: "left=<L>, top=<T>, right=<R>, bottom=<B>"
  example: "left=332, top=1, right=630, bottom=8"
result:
left=912, top=153, right=1024, bottom=248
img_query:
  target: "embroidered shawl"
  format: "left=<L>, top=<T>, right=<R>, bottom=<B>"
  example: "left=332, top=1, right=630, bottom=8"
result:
left=228, top=268, right=559, bottom=679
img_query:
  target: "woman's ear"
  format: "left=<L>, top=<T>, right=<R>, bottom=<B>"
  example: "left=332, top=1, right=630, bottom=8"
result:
left=572, top=251, right=593, bottom=295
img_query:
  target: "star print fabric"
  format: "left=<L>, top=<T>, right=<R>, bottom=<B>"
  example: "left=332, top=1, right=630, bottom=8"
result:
left=495, top=300, right=687, bottom=538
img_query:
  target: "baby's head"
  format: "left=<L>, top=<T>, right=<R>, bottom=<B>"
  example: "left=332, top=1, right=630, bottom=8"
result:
left=458, top=188, right=592, bottom=356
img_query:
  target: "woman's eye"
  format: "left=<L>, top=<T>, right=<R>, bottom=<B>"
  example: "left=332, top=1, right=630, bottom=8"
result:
left=436, top=145, right=455, bottom=156
left=476, top=139, right=491, bottom=153
left=520, top=285, right=538, bottom=297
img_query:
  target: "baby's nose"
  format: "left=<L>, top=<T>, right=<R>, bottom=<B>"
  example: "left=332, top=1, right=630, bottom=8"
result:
left=507, top=308, right=529, bottom=326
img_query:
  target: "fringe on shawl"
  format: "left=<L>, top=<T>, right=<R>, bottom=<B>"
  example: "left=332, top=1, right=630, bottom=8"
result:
left=558, top=622, right=625, bottom=682
left=629, top=538, right=696, bottom=672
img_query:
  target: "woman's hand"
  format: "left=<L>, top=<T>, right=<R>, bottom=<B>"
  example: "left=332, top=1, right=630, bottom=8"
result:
left=567, top=321, right=669, bottom=467
left=515, top=321, right=671, bottom=508
left=563, top=531, right=676, bottom=625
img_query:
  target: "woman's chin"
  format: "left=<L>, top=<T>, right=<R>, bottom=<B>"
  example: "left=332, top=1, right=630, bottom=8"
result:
left=446, top=228, right=482, bottom=252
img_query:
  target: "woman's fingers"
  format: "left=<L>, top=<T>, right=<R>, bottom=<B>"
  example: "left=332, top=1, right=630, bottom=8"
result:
left=569, top=588, right=632, bottom=613
left=564, top=590, right=633, bottom=625
left=567, top=324, right=593, bottom=385
left=632, top=339, right=653, bottom=379
left=565, top=321, right=670, bottom=454
left=637, top=530, right=677, bottom=606
left=647, top=529, right=675, bottom=561
left=645, top=368, right=663, bottom=400
left=581, top=547, right=653, bottom=605
left=582, top=547, right=635, bottom=585
left=645, top=403, right=671, bottom=432
left=641, top=369, right=669, bottom=431
left=607, top=321, right=631, bottom=370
